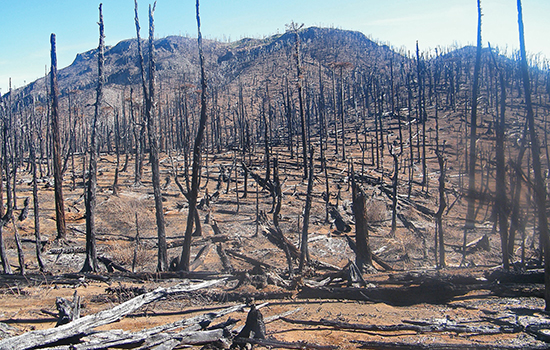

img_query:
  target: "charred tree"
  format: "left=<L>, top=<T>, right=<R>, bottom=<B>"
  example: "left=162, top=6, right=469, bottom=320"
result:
left=390, top=143, right=401, bottom=236
left=178, top=0, right=209, bottom=271
left=352, top=179, right=373, bottom=272
left=517, top=0, right=550, bottom=311
left=134, top=0, right=168, bottom=271
left=435, top=150, right=447, bottom=268
left=299, top=147, right=315, bottom=274
left=50, top=33, right=67, bottom=241
left=289, top=22, right=308, bottom=179
left=490, top=47, right=510, bottom=270
left=463, top=0, right=483, bottom=265
left=464, top=0, right=483, bottom=231
left=81, top=4, right=104, bottom=273
left=30, top=106, right=45, bottom=271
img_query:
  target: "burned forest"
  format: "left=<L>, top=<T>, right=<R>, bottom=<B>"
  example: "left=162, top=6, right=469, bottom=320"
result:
left=1, top=1, right=550, bottom=349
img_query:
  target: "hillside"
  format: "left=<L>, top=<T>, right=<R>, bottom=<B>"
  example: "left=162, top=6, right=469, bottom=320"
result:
left=7, top=27, right=404, bottom=105
left=1, top=24, right=550, bottom=349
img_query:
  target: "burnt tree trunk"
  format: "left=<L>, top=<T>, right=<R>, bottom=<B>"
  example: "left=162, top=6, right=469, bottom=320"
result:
left=517, top=0, right=550, bottom=311
left=292, top=25, right=308, bottom=180
left=464, top=0, right=483, bottom=234
left=390, top=144, right=401, bottom=237
left=0, top=133, right=10, bottom=274
left=81, top=4, right=104, bottom=273
left=492, top=50, right=510, bottom=270
left=299, top=147, right=315, bottom=274
left=50, top=33, right=67, bottom=241
left=30, top=118, right=45, bottom=271
left=352, top=179, right=372, bottom=271
left=178, top=0, right=208, bottom=271
left=134, top=0, right=168, bottom=271
left=435, top=150, right=447, bottom=268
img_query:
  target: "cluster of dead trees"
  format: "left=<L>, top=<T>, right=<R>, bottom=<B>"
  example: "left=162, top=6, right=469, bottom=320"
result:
left=0, top=0, right=549, bottom=308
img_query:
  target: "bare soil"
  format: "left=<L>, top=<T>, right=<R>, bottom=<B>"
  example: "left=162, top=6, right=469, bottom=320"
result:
left=0, top=114, right=549, bottom=348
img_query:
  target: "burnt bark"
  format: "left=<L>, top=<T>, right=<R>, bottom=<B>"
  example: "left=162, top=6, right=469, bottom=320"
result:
left=81, top=4, right=104, bottom=273
left=517, top=0, right=550, bottom=311
left=50, top=33, right=67, bottom=241
left=178, top=0, right=208, bottom=271
left=352, top=179, right=372, bottom=271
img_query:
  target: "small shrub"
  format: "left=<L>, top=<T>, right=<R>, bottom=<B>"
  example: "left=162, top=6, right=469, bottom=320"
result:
left=365, top=198, right=387, bottom=224
left=105, top=241, right=150, bottom=268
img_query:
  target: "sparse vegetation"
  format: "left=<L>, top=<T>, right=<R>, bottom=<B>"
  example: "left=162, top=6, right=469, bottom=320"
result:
left=0, top=1, right=549, bottom=349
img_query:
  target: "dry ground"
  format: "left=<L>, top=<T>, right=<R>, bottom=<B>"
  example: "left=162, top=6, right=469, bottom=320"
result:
left=0, top=113, right=549, bottom=348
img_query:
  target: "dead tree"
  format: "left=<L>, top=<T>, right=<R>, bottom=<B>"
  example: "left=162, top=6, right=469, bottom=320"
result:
left=331, top=62, right=353, bottom=161
left=390, top=143, right=402, bottom=236
left=11, top=212, right=24, bottom=274
left=517, top=0, right=550, bottom=311
left=299, top=147, right=315, bottom=274
left=134, top=0, right=168, bottom=271
left=490, top=46, right=510, bottom=270
left=435, top=149, right=447, bottom=268
left=30, top=111, right=45, bottom=271
left=0, top=122, right=10, bottom=274
left=416, top=42, right=428, bottom=191
left=290, top=22, right=308, bottom=179
left=50, top=33, right=67, bottom=241
left=81, top=4, right=104, bottom=273
left=178, top=0, right=208, bottom=271
left=352, top=179, right=373, bottom=272
left=272, top=158, right=294, bottom=278
left=112, top=108, right=121, bottom=196
left=464, top=0, right=483, bottom=237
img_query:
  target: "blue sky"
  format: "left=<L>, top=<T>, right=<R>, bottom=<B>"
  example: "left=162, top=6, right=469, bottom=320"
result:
left=1, top=0, right=548, bottom=93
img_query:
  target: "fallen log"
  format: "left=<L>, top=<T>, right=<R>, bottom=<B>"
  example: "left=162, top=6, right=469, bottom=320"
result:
left=0, top=279, right=226, bottom=350
left=48, top=247, right=86, bottom=255
left=297, top=278, right=470, bottom=306
left=98, top=256, right=130, bottom=273
left=225, top=249, right=277, bottom=270
left=448, top=234, right=490, bottom=254
left=261, top=225, right=300, bottom=260
left=165, top=235, right=229, bottom=249
left=486, top=268, right=544, bottom=284
left=280, top=317, right=519, bottom=335
left=204, top=290, right=293, bottom=303
left=122, top=271, right=231, bottom=281
left=490, top=283, right=544, bottom=298
left=233, top=337, right=337, bottom=350
left=40, top=303, right=245, bottom=350
left=329, top=205, right=351, bottom=233
left=351, top=339, right=548, bottom=350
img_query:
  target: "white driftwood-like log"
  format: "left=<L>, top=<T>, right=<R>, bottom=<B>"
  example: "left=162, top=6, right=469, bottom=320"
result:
left=0, top=279, right=225, bottom=350
left=24, top=302, right=245, bottom=350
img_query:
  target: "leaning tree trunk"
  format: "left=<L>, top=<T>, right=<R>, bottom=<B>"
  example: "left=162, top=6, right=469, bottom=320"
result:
left=178, top=0, right=209, bottom=271
left=81, top=4, right=104, bottom=273
left=517, top=0, right=550, bottom=311
left=50, top=33, right=67, bottom=241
